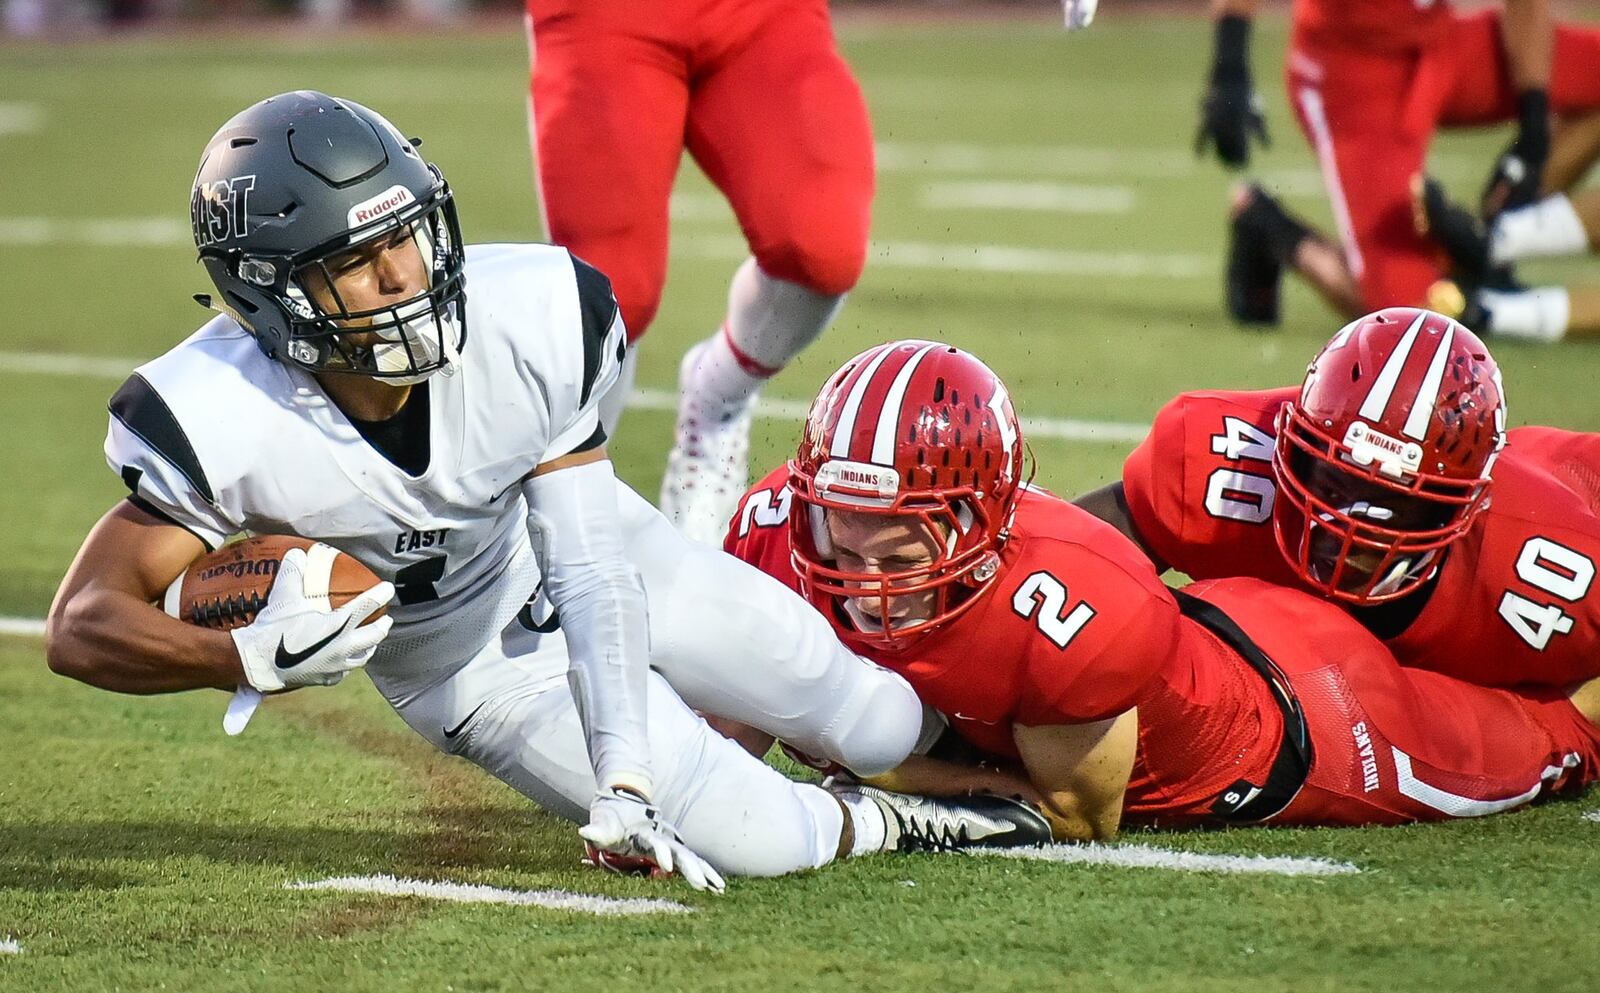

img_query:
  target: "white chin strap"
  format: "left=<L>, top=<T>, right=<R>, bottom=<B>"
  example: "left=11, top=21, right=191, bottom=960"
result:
left=372, top=299, right=459, bottom=383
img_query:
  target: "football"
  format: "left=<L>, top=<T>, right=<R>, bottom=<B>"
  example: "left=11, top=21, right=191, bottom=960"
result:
left=162, top=535, right=384, bottom=631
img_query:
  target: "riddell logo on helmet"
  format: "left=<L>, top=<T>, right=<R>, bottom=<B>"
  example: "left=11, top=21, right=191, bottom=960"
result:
left=347, top=185, right=415, bottom=227
left=1343, top=421, right=1422, bottom=479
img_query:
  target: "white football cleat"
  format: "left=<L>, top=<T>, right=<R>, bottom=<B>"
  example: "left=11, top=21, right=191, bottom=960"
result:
left=660, top=341, right=756, bottom=546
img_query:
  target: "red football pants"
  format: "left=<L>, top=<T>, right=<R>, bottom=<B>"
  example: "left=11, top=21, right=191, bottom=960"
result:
left=525, top=0, right=874, bottom=341
left=1286, top=10, right=1600, bottom=311
left=1191, top=579, right=1600, bottom=827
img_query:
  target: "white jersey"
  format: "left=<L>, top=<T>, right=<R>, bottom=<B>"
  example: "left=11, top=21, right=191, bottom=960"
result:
left=104, top=243, right=626, bottom=693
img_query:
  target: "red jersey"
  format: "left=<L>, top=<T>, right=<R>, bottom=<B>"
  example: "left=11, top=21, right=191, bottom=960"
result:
left=728, top=467, right=1289, bottom=827
left=730, top=467, right=1600, bottom=828
left=1122, top=389, right=1600, bottom=689
left=1291, top=0, right=1453, bottom=54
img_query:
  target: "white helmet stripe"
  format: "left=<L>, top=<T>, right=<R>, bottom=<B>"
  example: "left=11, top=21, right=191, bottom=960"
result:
left=871, top=342, right=940, bottom=465
left=1402, top=322, right=1456, bottom=440
left=830, top=345, right=899, bottom=459
left=1358, top=310, right=1427, bottom=423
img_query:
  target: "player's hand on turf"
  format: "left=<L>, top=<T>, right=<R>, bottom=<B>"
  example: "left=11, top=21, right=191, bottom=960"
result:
left=580, top=787, right=726, bottom=893
left=1195, top=14, right=1268, bottom=169
left=1481, top=90, right=1551, bottom=218
left=230, top=548, right=394, bottom=693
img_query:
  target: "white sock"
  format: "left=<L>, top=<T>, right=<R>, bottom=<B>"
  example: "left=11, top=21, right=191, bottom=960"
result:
left=684, top=257, right=846, bottom=415
left=1490, top=194, right=1590, bottom=264
left=837, top=791, right=889, bottom=857
left=1482, top=286, right=1571, bottom=342
left=597, top=341, right=640, bottom=438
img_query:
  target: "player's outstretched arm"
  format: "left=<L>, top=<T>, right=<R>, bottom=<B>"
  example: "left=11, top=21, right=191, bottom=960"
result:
left=1012, top=711, right=1138, bottom=843
left=522, top=446, right=723, bottom=892
left=1483, top=0, right=1554, bottom=216
left=47, top=502, right=394, bottom=697
left=47, top=501, right=244, bottom=694
left=1195, top=0, right=1269, bottom=169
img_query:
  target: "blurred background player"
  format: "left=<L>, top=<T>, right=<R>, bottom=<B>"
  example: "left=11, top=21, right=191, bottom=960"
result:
left=524, top=0, right=874, bottom=544
left=1193, top=0, right=1600, bottom=334
left=1416, top=148, right=1600, bottom=341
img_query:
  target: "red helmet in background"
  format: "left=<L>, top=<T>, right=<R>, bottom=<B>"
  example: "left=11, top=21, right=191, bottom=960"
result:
left=788, top=340, right=1025, bottom=649
left=1273, top=307, right=1506, bottom=604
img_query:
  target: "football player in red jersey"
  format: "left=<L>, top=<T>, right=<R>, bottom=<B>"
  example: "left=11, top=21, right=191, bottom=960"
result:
left=724, top=340, right=1600, bottom=840
left=1196, top=0, right=1600, bottom=340
left=1080, top=306, right=1600, bottom=694
left=524, top=0, right=874, bottom=545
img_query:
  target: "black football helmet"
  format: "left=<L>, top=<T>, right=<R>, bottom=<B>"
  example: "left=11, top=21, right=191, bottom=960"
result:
left=190, top=90, right=466, bottom=382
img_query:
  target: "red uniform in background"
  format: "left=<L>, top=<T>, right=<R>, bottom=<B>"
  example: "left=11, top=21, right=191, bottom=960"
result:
left=729, top=467, right=1600, bottom=829
left=1122, top=388, right=1600, bottom=691
left=524, top=0, right=873, bottom=341
left=1284, top=3, right=1600, bottom=308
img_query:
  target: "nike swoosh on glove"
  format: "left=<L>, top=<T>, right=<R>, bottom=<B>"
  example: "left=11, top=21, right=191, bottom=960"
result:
left=230, top=547, right=395, bottom=693
left=579, top=787, right=726, bottom=893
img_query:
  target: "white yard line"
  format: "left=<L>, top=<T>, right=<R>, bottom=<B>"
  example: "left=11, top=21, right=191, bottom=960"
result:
left=921, top=180, right=1136, bottom=214
left=684, top=235, right=1207, bottom=280
left=979, top=843, right=1361, bottom=877
left=0, top=217, right=190, bottom=247
left=0, top=352, right=1151, bottom=444
left=0, top=937, right=20, bottom=955
left=0, top=216, right=1208, bottom=282
left=1583, top=810, right=1600, bottom=823
left=0, top=617, right=45, bottom=638
left=876, top=140, right=1197, bottom=179
left=0, top=102, right=44, bottom=138
left=287, top=874, right=691, bottom=915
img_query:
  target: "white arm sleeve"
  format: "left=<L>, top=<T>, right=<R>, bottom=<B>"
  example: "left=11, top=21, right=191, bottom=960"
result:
left=522, top=458, right=653, bottom=797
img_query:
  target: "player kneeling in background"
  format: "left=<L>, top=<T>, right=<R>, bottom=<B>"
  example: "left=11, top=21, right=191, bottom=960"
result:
left=44, top=92, right=1048, bottom=890
left=726, top=341, right=1600, bottom=837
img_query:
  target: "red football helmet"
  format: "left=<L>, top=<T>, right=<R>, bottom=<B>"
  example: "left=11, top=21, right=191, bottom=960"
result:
left=788, top=341, right=1025, bottom=650
left=1273, top=307, right=1506, bottom=604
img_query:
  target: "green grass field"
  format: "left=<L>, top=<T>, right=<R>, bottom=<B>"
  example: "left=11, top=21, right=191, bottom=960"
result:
left=3, top=11, right=1600, bottom=992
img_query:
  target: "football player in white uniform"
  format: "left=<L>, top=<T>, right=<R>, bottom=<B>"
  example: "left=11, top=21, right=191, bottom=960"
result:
left=45, top=91, right=1049, bottom=890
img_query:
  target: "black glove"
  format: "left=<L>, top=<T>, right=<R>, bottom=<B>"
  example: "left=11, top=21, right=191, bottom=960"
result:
left=1480, top=89, right=1550, bottom=218
left=1195, top=15, right=1269, bottom=169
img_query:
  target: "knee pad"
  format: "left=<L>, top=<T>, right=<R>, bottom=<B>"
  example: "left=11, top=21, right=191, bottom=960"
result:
left=753, top=223, right=867, bottom=297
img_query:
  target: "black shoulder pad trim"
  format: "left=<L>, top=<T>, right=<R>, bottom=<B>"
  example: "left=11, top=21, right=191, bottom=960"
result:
left=571, top=252, right=621, bottom=407
left=109, top=373, right=215, bottom=504
left=564, top=422, right=607, bottom=458
left=124, top=494, right=217, bottom=551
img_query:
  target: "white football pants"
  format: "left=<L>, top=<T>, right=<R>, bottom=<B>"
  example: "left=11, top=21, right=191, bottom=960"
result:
left=369, top=479, right=925, bottom=877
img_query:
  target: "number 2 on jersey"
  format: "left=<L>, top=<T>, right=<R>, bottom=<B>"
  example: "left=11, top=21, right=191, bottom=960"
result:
left=1012, top=571, right=1097, bottom=649
left=1497, top=537, right=1596, bottom=650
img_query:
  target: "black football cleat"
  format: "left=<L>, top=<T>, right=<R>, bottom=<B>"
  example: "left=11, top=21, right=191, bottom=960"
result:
left=837, top=784, right=1052, bottom=852
left=1226, top=184, right=1285, bottom=327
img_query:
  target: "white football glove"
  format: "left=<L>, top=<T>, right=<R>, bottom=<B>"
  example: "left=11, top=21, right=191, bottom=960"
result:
left=1062, top=0, right=1097, bottom=31
left=230, top=547, right=395, bottom=694
left=579, top=787, right=725, bottom=893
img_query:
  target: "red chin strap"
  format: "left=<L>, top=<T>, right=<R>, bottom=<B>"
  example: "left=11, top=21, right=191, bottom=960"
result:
left=787, top=477, right=1005, bottom=651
